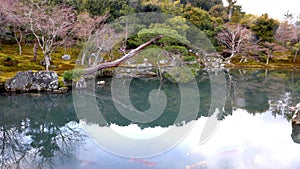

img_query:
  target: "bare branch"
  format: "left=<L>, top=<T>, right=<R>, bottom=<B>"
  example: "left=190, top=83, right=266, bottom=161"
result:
left=83, top=35, right=164, bottom=75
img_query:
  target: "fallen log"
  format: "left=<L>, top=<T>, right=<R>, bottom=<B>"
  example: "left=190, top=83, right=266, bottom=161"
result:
left=83, top=35, right=163, bottom=75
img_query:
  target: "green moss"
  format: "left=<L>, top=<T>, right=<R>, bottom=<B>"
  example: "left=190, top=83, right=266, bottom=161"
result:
left=183, top=55, right=196, bottom=62
left=0, top=43, right=81, bottom=79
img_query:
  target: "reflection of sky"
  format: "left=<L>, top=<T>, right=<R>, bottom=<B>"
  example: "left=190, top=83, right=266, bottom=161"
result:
left=110, top=124, right=171, bottom=139
left=188, top=109, right=300, bottom=169
left=60, top=109, right=300, bottom=169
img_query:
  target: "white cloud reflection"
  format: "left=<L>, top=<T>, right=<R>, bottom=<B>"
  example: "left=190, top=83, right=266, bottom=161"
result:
left=74, top=109, right=300, bottom=168
left=185, top=109, right=300, bottom=169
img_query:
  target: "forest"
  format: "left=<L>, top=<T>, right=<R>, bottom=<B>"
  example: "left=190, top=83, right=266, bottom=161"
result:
left=1, top=0, right=300, bottom=83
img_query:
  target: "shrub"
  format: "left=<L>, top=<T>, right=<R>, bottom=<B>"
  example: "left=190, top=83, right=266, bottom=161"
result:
left=62, top=68, right=84, bottom=81
left=164, top=46, right=189, bottom=56
left=183, top=55, right=196, bottom=62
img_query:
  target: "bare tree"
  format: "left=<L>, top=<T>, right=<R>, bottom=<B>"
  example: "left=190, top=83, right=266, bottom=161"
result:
left=0, top=0, right=13, bottom=47
left=75, top=11, right=108, bottom=42
left=0, top=0, right=30, bottom=55
left=260, top=42, right=287, bottom=65
left=275, top=21, right=298, bottom=47
left=75, top=12, right=108, bottom=65
left=20, top=1, right=76, bottom=71
left=239, top=40, right=261, bottom=63
left=217, top=24, right=252, bottom=63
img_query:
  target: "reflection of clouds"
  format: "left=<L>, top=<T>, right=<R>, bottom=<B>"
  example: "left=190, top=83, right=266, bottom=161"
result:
left=70, top=109, right=300, bottom=168
left=186, top=109, right=300, bottom=169
left=110, top=124, right=170, bottom=140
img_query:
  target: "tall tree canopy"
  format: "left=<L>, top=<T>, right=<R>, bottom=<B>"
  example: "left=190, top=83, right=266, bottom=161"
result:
left=251, top=14, right=279, bottom=42
left=180, top=0, right=223, bottom=11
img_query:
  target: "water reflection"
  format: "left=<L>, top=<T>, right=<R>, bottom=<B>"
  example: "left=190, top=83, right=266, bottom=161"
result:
left=0, top=93, right=86, bottom=169
left=1, top=69, right=300, bottom=168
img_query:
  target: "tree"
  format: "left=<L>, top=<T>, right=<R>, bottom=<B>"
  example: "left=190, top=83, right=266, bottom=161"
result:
left=209, top=4, right=228, bottom=23
left=251, top=14, right=279, bottom=42
left=79, top=24, right=124, bottom=66
left=284, top=10, right=294, bottom=24
left=21, top=1, right=76, bottom=71
left=230, top=5, right=245, bottom=23
left=292, top=43, right=300, bottom=63
left=226, top=0, right=237, bottom=21
left=239, top=14, right=258, bottom=28
left=180, top=0, right=223, bottom=11
left=260, top=42, right=287, bottom=64
left=239, top=39, right=261, bottom=63
left=142, top=0, right=183, bottom=15
left=275, top=22, right=297, bottom=47
left=295, top=15, right=300, bottom=42
left=0, top=1, right=9, bottom=47
left=217, top=24, right=252, bottom=62
left=75, top=11, right=108, bottom=42
left=0, top=0, right=19, bottom=47
left=83, top=35, right=163, bottom=75
left=183, top=4, right=213, bottom=31
left=4, top=1, right=28, bottom=55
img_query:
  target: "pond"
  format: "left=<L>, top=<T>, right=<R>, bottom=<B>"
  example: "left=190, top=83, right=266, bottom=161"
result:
left=1, top=69, right=300, bottom=169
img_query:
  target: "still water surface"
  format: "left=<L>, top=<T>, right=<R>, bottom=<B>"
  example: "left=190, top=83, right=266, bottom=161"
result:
left=1, top=69, right=300, bottom=169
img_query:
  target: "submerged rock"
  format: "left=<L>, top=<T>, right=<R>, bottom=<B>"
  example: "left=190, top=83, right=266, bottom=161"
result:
left=5, top=71, right=58, bottom=92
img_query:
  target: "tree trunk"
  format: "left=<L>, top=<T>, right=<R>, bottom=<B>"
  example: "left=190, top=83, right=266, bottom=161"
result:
left=83, top=35, right=163, bottom=75
left=13, top=29, right=22, bottom=55
left=225, top=52, right=235, bottom=63
left=44, top=51, right=51, bottom=71
left=266, top=54, right=270, bottom=65
left=294, top=49, right=298, bottom=63
left=228, top=7, right=233, bottom=21
left=33, top=39, right=38, bottom=61
left=45, top=55, right=50, bottom=71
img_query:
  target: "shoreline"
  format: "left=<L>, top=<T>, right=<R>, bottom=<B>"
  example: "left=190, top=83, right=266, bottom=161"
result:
left=2, top=63, right=300, bottom=94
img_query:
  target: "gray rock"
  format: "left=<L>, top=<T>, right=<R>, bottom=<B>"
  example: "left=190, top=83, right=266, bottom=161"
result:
left=5, top=71, right=58, bottom=92
left=62, top=54, right=71, bottom=60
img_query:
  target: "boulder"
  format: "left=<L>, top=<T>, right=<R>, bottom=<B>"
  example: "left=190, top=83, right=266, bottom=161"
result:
left=5, top=71, right=58, bottom=92
left=62, top=54, right=71, bottom=60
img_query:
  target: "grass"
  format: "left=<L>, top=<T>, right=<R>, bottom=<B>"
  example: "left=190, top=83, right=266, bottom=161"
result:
left=0, top=43, right=81, bottom=84
left=229, top=52, right=300, bottom=70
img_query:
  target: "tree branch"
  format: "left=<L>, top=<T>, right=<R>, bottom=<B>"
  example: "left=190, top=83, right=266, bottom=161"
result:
left=83, top=35, right=163, bottom=75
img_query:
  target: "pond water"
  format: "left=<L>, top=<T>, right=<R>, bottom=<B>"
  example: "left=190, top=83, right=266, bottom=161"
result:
left=1, top=69, right=300, bottom=169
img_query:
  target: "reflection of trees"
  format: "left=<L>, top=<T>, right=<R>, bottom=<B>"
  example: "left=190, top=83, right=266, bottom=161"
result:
left=227, top=69, right=300, bottom=121
left=0, top=94, right=86, bottom=169
left=73, top=69, right=300, bottom=128
left=292, top=123, right=300, bottom=144
left=88, top=70, right=233, bottom=128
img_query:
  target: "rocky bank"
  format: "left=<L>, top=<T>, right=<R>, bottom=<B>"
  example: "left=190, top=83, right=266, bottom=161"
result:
left=5, top=71, right=59, bottom=92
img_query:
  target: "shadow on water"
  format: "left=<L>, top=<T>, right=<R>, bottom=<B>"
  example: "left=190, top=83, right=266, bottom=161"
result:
left=1, top=69, right=300, bottom=168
